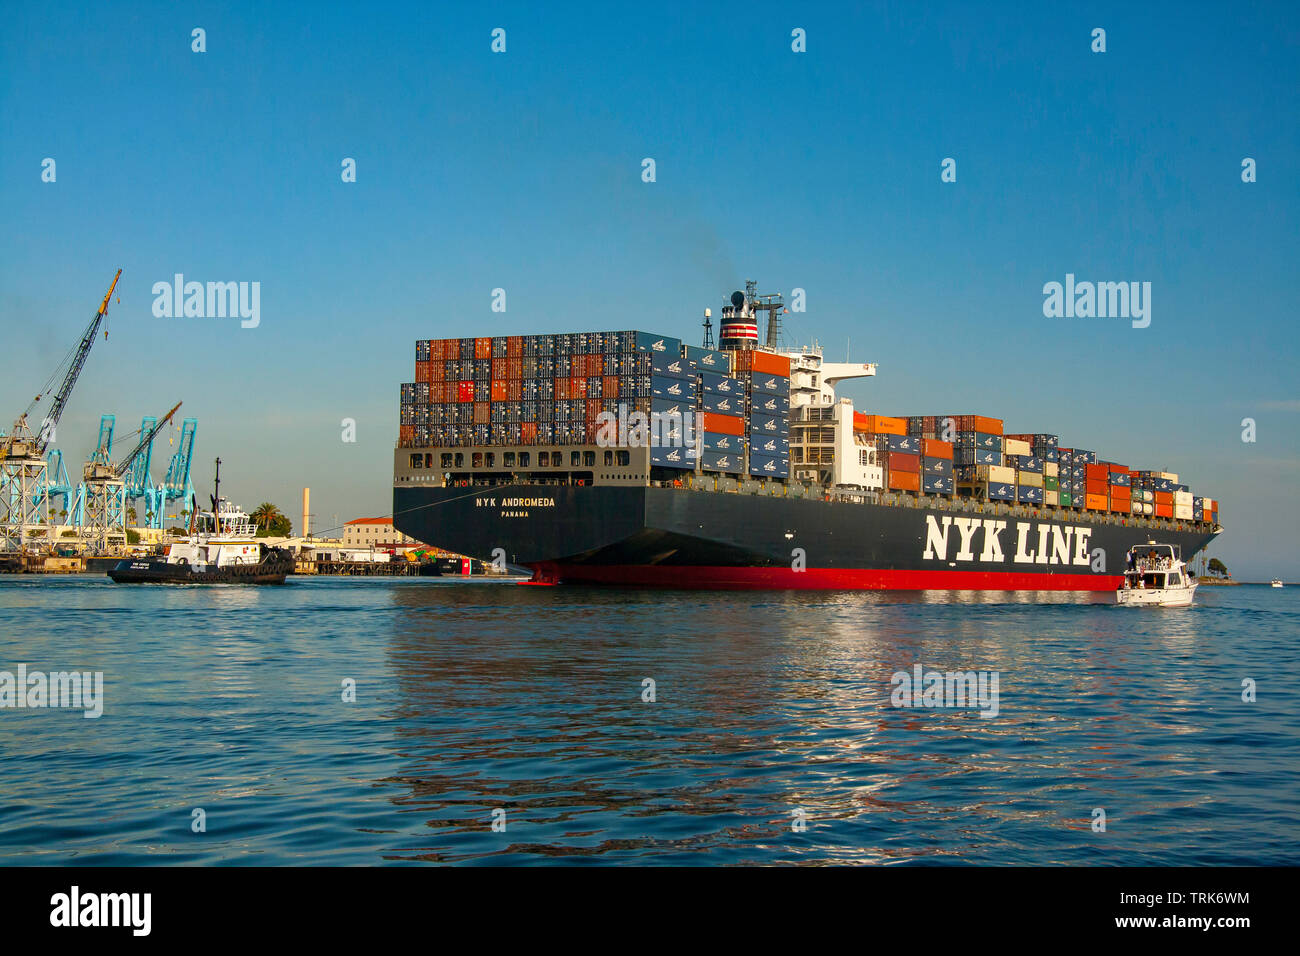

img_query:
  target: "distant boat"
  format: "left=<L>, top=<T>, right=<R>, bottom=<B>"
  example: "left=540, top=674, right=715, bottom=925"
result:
left=1118, top=543, right=1197, bottom=607
left=1271, top=579, right=1284, bottom=588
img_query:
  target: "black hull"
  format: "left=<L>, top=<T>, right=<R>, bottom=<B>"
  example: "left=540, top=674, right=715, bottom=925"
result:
left=108, top=556, right=293, bottom=585
left=394, top=484, right=1220, bottom=591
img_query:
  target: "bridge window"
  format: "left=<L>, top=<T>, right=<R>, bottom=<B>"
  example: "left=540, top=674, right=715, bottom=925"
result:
left=455, top=452, right=465, bottom=468
left=519, top=452, right=530, bottom=467
left=616, top=450, right=630, bottom=466
left=472, top=453, right=483, bottom=468
left=409, top=454, right=422, bottom=468
left=539, top=452, right=550, bottom=466
left=604, top=450, right=614, bottom=466
left=504, top=452, right=515, bottom=467
left=571, top=451, right=581, bottom=467
left=441, top=453, right=453, bottom=469
left=584, top=451, right=596, bottom=467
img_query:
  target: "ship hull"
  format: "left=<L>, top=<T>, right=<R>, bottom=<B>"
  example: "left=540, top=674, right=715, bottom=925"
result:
left=394, top=485, right=1220, bottom=591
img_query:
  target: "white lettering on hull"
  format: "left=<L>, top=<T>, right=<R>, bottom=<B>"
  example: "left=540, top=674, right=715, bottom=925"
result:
left=923, top=515, right=1093, bottom=567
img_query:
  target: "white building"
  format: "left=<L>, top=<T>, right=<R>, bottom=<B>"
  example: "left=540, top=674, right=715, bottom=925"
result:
left=342, top=517, right=417, bottom=548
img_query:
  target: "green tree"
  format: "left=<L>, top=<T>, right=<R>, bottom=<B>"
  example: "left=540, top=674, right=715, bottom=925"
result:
left=1207, top=558, right=1228, bottom=578
left=250, top=502, right=283, bottom=533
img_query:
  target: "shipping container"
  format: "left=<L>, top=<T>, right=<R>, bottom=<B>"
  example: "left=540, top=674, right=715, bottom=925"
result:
left=856, top=414, right=907, bottom=436
left=750, top=393, right=790, bottom=415
left=1086, top=494, right=1108, bottom=511
left=887, top=470, right=920, bottom=492
left=921, top=457, right=954, bottom=477
left=1003, top=438, right=1031, bottom=457
left=750, top=373, right=791, bottom=396
left=888, top=452, right=920, bottom=473
left=920, top=437, right=953, bottom=459
left=701, top=451, right=744, bottom=474
left=701, top=392, right=744, bottom=415
left=749, top=452, right=790, bottom=478
left=649, top=444, right=698, bottom=469
left=683, top=345, right=730, bottom=373
left=1017, top=471, right=1044, bottom=488
left=699, top=372, right=742, bottom=395
left=651, top=376, right=693, bottom=400
left=956, top=431, right=1003, bottom=451
left=651, top=352, right=692, bottom=379
left=1013, top=455, right=1043, bottom=474
left=700, top=431, right=745, bottom=452
left=734, top=349, right=791, bottom=377
left=923, top=474, right=955, bottom=495
left=749, top=412, right=789, bottom=435
left=702, top=412, right=746, bottom=436
left=749, top=433, right=790, bottom=455
left=1017, top=485, right=1044, bottom=504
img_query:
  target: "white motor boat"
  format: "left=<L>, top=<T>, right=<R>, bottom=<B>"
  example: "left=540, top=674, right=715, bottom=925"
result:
left=1117, top=543, right=1197, bottom=607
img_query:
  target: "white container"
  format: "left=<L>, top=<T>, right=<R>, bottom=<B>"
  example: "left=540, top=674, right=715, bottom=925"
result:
left=1004, top=438, right=1031, bottom=457
left=1174, top=490, right=1193, bottom=505
left=1044, top=461, right=1059, bottom=477
left=1045, top=490, right=1059, bottom=506
left=1017, top=471, right=1044, bottom=488
left=1174, top=504, right=1194, bottom=519
left=975, top=464, right=1015, bottom=483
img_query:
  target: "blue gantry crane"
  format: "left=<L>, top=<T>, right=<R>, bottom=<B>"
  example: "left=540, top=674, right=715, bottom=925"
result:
left=158, top=417, right=198, bottom=527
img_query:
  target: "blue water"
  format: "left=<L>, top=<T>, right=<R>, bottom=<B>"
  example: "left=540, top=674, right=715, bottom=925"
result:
left=0, top=576, right=1295, bottom=865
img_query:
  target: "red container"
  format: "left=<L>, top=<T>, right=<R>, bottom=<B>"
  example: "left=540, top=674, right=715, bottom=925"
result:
left=521, top=422, right=537, bottom=444
left=1155, top=502, right=1173, bottom=518
left=1086, top=463, right=1110, bottom=481
left=474, top=337, right=492, bottom=359
left=554, top=378, right=570, bottom=400
left=490, top=381, right=508, bottom=402
left=701, top=412, right=744, bottom=436
left=1155, top=491, right=1173, bottom=505
left=1108, top=463, right=1130, bottom=475
left=506, top=335, right=523, bottom=358
left=1086, top=478, right=1108, bottom=496
left=888, top=452, right=920, bottom=473
left=507, top=380, right=522, bottom=401
left=603, top=375, right=621, bottom=399
left=457, top=381, right=475, bottom=403
left=571, top=376, right=588, bottom=398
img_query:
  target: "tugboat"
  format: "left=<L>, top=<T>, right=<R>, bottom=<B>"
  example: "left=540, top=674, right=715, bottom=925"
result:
left=1117, top=542, right=1197, bottom=607
left=108, top=460, right=294, bottom=585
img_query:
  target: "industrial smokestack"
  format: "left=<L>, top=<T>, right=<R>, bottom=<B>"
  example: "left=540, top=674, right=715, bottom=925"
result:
left=302, top=487, right=310, bottom=540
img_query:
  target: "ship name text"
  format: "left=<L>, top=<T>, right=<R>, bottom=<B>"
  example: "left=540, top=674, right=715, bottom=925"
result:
left=922, top=516, right=1093, bottom=566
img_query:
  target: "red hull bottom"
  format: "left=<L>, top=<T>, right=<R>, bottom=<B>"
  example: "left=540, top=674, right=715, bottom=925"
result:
left=527, top=563, right=1122, bottom=591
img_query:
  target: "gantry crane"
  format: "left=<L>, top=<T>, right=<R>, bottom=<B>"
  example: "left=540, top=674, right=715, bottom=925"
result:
left=79, top=402, right=182, bottom=553
left=0, top=270, right=121, bottom=552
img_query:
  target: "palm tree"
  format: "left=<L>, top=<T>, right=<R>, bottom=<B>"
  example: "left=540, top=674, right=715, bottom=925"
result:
left=250, top=502, right=284, bottom=533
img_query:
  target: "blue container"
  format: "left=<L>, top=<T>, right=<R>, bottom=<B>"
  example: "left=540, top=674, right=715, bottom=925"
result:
left=749, top=452, right=790, bottom=478
left=1017, top=485, right=1044, bottom=504
left=1038, top=448, right=1059, bottom=462
left=923, top=474, right=955, bottom=494
left=651, top=352, right=692, bottom=379
left=683, top=345, right=730, bottom=373
left=1108, top=471, right=1132, bottom=487
left=748, top=412, right=788, bottom=435
left=988, top=482, right=1015, bottom=501
left=957, top=431, right=1003, bottom=451
left=651, top=397, right=692, bottom=418
left=1193, top=496, right=1204, bottom=508
left=701, top=391, right=744, bottom=415
left=701, top=450, right=744, bottom=474
left=750, top=393, right=790, bottom=415
left=1193, top=507, right=1204, bottom=520
left=1031, top=434, right=1060, bottom=449
left=888, top=434, right=921, bottom=453
left=749, top=434, right=789, bottom=456
left=1175, top=483, right=1189, bottom=492
left=750, top=373, right=790, bottom=396
left=1075, top=449, right=1096, bottom=464
left=955, top=447, right=1001, bottom=466
left=1014, top=455, right=1043, bottom=474
left=649, top=444, right=697, bottom=469
left=700, top=431, right=745, bottom=452
left=1155, top=478, right=1174, bottom=492
left=649, top=413, right=688, bottom=447
left=634, top=331, right=681, bottom=355
left=699, top=371, right=742, bottom=395
left=650, top=375, right=693, bottom=400
left=922, top=457, right=953, bottom=477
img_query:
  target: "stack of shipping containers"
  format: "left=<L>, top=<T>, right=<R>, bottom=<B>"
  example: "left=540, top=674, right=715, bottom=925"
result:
left=400, top=335, right=1219, bottom=523
left=735, top=350, right=791, bottom=479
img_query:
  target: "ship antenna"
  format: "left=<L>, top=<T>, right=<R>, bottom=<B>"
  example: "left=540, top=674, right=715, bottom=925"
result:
left=702, top=308, right=714, bottom=349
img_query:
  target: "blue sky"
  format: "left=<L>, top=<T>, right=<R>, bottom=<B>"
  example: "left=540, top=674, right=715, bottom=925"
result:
left=2, top=1, right=1296, bottom=578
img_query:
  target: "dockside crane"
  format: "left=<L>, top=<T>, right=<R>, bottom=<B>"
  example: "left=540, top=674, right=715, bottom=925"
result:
left=79, top=402, right=182, bottom=553
left=0, top=270, right=121, bottom=552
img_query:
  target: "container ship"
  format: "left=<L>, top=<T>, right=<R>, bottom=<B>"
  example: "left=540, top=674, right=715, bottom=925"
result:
left=393, top=283, right=1221, bottom=590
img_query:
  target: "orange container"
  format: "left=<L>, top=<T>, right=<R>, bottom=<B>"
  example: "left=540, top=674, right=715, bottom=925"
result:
left=888, top=470, right=920, bottom=492
left=490, top=381, right=508, bottom=402
left=506, top=335, right=523, bottom=358
left=507, top=380, right=522, bottom=401
left=749, top=350, right=791, bottom=377
left=701, top=412, right=744, bottom=436
left=415, top=361, right=431, bottom=383
left=921, top=438, right=953, bottom=458
left=1155, top=502, right=1173, bottom=518
left=554, top=378, right=570, bottom=400
left=399, top=425, right=415, bottom=444
left=860, top=415, right=907, bottom=436
left=521, top=422, right=537, bottom=444
left=1086, top=463, right=1110, bottom=481
left=853, top=412, right=869, bottom=432
left=603, top=375, right=621, bottom=399
left=472, top=402, right=489, bottom=425
left=1086, top=494, right=1108, bottom=511
left=474, top=337, right=491, bottom=359
left=1155, top=491, right=1173, bottom=505
left=587, top=398, right=602, bottom=420
left=1108, top=463, right=1130, bottom=475
left=571, top=376, right=587, bottom=398
left=429, top=362, right=445, bottom=383
left=970, top=416, right=1003, bottom=435
left=1086, top=479, right=1108, bottom=496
